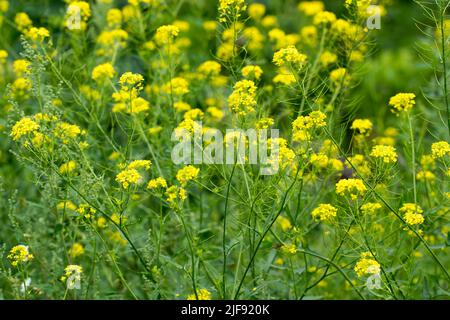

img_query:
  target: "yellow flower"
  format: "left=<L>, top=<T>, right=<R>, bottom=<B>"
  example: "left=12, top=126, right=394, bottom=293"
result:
left=165, top=185, right=187, bottom=204
left=370, top=145, right=397, bottom=164
left=77, top=204, right=96, bottom=220
left=298, top=1, right=324, bottom=16
left=347, top=154, right=371, bottom=177
left=351, top=119, right=372, bottom=136
left=7, top=245, right=34, bottom=267
left=13, top=59, right=31, bottom=76
left=0, top=49, right=7, bottom=64
left=247, top=3, right=265, bottom=20
left=127, top=159, right=151, bottom=170
left=335, top=178, right=367, bottom=200
left=174, top=101, right=192, bottom=112
left=416, top=170, right=435, bottom=182
left=256, top=117, right=274, bottom=129
left=292, top=110, right=327, bottom=142
left=11, top=117, right=39, bottom=141
left=206, top=107, right=224, bottom=121
left=54, top=122, right=83, bottom=142
left=187, top=288, right=212, bottom=300
left=399, top=203, right=424, bottom=226
left=319, top=51, right=337, bottom=67
left=184, top=108, right=204, bottom=121
left=218, top=0, right=247, bottom=22
left=281, top=243, right=297, bottom=255
left=273, top=46, right=307, bottom=68
left=147, top=177, right=168, bottom=190
left=116, top=169, right=141, bottom=188
left=119, top=72, right=144, bottom=90
left=389, top=93, right=415, bottom=114
left=176, top=165, right=200, bottom=186
left=69, top=243, right=85, bottom=258
left=228, top=80, right=257, bottom=116
left=277, top=216, right=292, bottom=231
left=313, top=11, right=336, bottom=25
left=242, top=65, right=263, bottom=80
left=262, top=15, right=278, bottom=28
left=431, top=141, right=450, bottom=159
left=162, top=77, right=189, bottom=95
left=92, top=63, right=116, bottom=82
left=106, top=8, right=122, bottom=27
left=26, top=27, right=50, bottom=41
left=420, top=155, right=435, bottom=170
left=360, top=202, right=382, bottom=215
left=14, top=12, right=32, bottom=32
left=59, top=160, right=77, bottom=174
left=11, top=77, right=32, bottom=99
left=197, top=60, right=221, bottom=77
left=354, top=252, right=380, bottom=277
left=329, top=68, right=349, bottom=86
left=311, top=203, right=338, bottom=221
left=57, top=200, right=77, bottom=211
left=154, top=25, right=179, bottom=45
left=203, top=20, right=217, bottom=32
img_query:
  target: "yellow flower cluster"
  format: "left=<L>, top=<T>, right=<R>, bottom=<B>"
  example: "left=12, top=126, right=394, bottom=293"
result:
left=370, top=145, right=397, bottom=164
left=69, top=243, right=85, bottom=258
left=335, top=178, right=367, bottom=200
left=218, top=0, right=247, bottom=22
left=147, top=177, right=168, bottom=190
left=311, top=203, right=338, bottom=221
left=76, top=204, right=96, bottom=220
left=176, top=165, right=200, bottom=186
left=14, top=12, right=32, bottom=32
left=59, top=160, right=77, bottom=174
left=431, top=141, right=450, bottom=159
left=313, top=11, right=336, bottom=25
left=389, top=93, right=416, bottom=114
left=197, top=60, right=221, bottom=78
left=399, top=203, right=424, bottom=226
left=10, top=117, right=39, bottom=141
left=26, top=27, right=50, bottom=42
left=162, top=77, right=190, bottom=96
left=351, top=119, right=373, bottom=136
left=96, top=29, right=128, bottom=56
left=292, top=110, right=327, bottom=142
left=242, top=65, right=263, bottom=80
left=165, top=185, right=187, bottom=204
left=7, top=245, right=34, bottom=267
left=112, top=72, right=150, bottom=114
left=247, top=3, right=266, bottom=21
left=354, top=252, right=380, bottom=277
left=360, top=202, right=382, bottom=215
left=319, top=51, right=338, bottom=67
left=273, top=46, right=308, bottom=68
left=298, top=1, right=324, bottom=16
left=13, top=59, right=31, bottom=76
left=92, top=62, right=116, bottom=82
left=154, top=24, right=179, bottom=46
left=116, top=160, right=151, bottom=188
left=228, top=80, right=257, bottom=116
left=187, top=288, right=212, bottom=300
left=277, top=216, right=292, bottom=231
left=329, top=67, right=349, bottom=86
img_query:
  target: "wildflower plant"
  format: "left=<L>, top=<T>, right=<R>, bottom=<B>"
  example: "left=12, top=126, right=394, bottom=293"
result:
left=0, top=0, right=448, bottom=301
